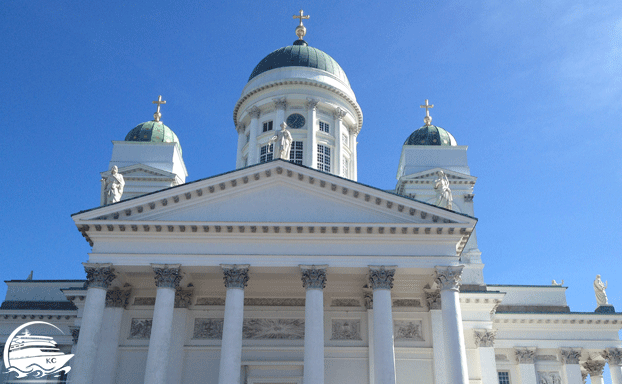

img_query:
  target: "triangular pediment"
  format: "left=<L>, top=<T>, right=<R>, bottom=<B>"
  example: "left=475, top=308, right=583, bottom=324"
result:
left=77, top=161, right=475, bottom=226
left=399, top=168, right=477, bottom=184
left=100, top=164, right=176, bottom=179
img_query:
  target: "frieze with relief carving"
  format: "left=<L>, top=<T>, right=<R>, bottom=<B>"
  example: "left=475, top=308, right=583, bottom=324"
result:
left=331, top=320, right=361, bottom=340
left=129, top=319, right=152, bottom=339
left=537, top=371, right=562, bottom=384
left=394, top=320, right=423, bottom=341
left=193, top=318, right=224, bottom=339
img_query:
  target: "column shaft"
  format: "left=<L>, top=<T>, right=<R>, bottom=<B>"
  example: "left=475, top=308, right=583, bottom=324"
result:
left=478, top=347, right=497, bottom=384
left=590, top=375, right=605, bottom=384
left=351, top=133, right=358, bottom=181
left=372, top=288, right=396, bottom=384
left=564, top=364, right=583, bottom=384
left=93, top=307, right=124, bottom=384
left=611, top=365, right=622, bottom=384
left=71, top=287, right=107, bottom=384
left=366, top=305, right=375, bottom=384
left=306, top=99, right=318, bottom=168
left=304, top=288, right=324, bottom=384
left=248, top=109, right=259, bottom=165
left=518, top=363, right=537, bottom=384
left=236, top=124, right=245, bottom=168
left=167, top=308, right=189, bottom=384
left=143, top=287, right=176, bottom=384
left=334, top=112, right=343, bottom=176
left=219, top=287, right=245, bottom=384
left=430, top=309, right=447, bottom=384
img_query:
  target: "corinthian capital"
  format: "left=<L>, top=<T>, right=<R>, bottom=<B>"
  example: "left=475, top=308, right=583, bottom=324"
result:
left=368, top=266, right=396, bottom=290
left=306, top=98, right=319, bottom=110
left=582, top=358, right=605, bottom=376
left=560, top=348, right=582, bottom=364
left=83, top=263, right=116, bottom=289
left=151, top=264, right=182, bottom=289
left=333, top=107, right=347, bottom=120
left=434, top=265, right=464, bottom=291
left=273, top=97, right=287, bottom=110
left=602, top=348, right=622, bottom=366
left=474, top=329, right=496, bottom=348
left=300, top=265, right=327, bottom=290
left=248, top=106, right=261, bottom=119
left=514, top=347, right=537, bottom=364
left=236, top=123, right=246, bottom=133
left=222, top=264, right=250, bottom=289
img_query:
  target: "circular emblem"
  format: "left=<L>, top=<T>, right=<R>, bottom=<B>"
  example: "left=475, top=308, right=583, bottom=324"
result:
left=286, top=113, right=306, bottom=129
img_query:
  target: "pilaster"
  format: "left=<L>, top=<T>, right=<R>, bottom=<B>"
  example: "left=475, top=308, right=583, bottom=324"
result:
left=274, top=97, right=287, bottom=131
left=515, top=348, right=537, bottom=384
left=474, top=330, right=497, bottom=384
left=236, top=123, right=246, bottom=168
left=306, top=98, right=319, bottom=168
left=248, top=106, right=260, bottom=165
left=333, top=107, right=346, bottom=177
left=560, top=349, right=583, bottom=384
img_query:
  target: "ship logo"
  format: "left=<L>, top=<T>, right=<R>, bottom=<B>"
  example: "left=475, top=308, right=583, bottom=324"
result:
left=2, top=321, right=73, bottom=379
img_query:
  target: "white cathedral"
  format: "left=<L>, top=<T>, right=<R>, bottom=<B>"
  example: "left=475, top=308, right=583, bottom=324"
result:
left=2, top=12, right=622, bottom=384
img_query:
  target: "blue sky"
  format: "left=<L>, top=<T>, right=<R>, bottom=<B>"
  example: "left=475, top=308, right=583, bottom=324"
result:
left=2, top=0, right=621, bottom=321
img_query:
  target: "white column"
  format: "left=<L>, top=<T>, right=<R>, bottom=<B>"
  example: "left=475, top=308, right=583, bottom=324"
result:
left=435, top=266, right=469, bottom=384
left=351, top=132, right=358, bottom=181
left=166, top=289, right=192, bottom=384
left=605, top=348, right=622, bottom=384
left=514, top=348, right=537, bottom=384
left=71, top=263, right=116, bottom=384
left=369, top=266, right=397, bottom=384
left=248, top=107, right=260, bottom=165
left=144, top=264, right=182, bottom=384
left=274, top=97, right=287, bottom=129
left=584, top=359, right=606, bottom=384
left=560, top=349, right=583, bottom=384
left=333, top=107, right=346, bottom=177
left=93, top=288, right=130, bottom=384
left=474, top=330, right=497, bottom=384
left=236, top=123, right=246, bottom=168
left=365, top=293, right=375, bottom=384
left=430, top=305, right=447, bottom=384
left=301, top=265, right=327, bottom=384
left=306, top=98, right=319, bottom=168
left=219, top=264, right=250, bottom=384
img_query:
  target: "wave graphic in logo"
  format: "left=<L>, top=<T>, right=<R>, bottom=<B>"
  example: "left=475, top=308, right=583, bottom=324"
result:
left=3, top=321, right=73, bottom=379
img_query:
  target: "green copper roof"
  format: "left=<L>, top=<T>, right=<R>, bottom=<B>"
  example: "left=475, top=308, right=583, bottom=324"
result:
left=404, top=125, right=457, bottom=146
left=125, top=121, right=182, bottom=155
left=248, top=41, right=350, bottom=86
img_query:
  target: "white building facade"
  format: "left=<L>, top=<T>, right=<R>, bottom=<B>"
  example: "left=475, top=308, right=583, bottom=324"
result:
left=2, top=20, right=622, bottom=384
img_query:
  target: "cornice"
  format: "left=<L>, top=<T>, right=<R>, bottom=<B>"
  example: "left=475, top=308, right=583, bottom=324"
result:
left=493, top=312, right=622, bottom=327
left=233, top=79, right=363, bottom=134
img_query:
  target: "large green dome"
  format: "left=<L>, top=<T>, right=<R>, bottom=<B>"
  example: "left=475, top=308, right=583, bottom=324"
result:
left=248, top=41, right=350, bottom=86
left=404, top=125, right=457, bottom=146
left=125, top=121, right=182, bottom=155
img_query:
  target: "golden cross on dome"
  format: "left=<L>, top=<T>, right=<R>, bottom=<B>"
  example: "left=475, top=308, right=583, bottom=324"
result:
left=152, top=95, right=166, bottom=122
left=420, top=99, right=434, bottom=126
left=293, top=10, right=310, bottom=26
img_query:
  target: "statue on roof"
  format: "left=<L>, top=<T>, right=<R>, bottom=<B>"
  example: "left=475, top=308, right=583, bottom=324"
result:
left=268, top=122, right=293, bottom=160
left=434, top=170, right=453, bottom=210
left=103, top=166, right=125, bottom=205
left=594, top=274, right=609, bottom=306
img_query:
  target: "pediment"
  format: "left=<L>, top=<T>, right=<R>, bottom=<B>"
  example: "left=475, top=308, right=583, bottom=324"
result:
left=399, top=168, right=477, bottom=184
left=74, top=161, right=476, bottom=252
left=100, top=164, right=176, bottom=179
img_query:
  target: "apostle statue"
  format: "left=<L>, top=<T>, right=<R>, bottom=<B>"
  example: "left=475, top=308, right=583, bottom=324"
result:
left=594, top=274, right=609, bottom=306
left=434, top=170, right=453, bottom=210
left=268, top=122, right=293, bottom=160
left=103, top=165, right=125, bottom=205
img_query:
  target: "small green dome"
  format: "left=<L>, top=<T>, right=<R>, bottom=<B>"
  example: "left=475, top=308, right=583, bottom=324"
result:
left=404, top=125, right=457, bottom=146
left=125, top=121, right=182, bottom=155
left=248, top=41, right=350, bottom=86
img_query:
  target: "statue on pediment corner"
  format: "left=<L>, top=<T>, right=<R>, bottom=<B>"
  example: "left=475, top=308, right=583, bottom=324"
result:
left=103, top=165, right=125, bottom=205
left=594, top=274, right=609, bottom=306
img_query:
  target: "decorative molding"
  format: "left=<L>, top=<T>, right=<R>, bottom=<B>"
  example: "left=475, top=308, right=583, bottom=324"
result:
left=105, top=287, right=131, bottom=308
left=425, top=290, right=441, bottom=310
left=129, top=318, right=152, bottom=339
left=133, top=297, right=156, bottom=306
left=331, top=319, right=361, bottom=340
left=193, top=318, right=224, bottom=339
left=273, top=97, right=287, bottom=110
left=243, top=319, right=304, bottom=340
left=560, top=349, right=582, bottom=364
left=222, top=264, right=250, bottom=289
left=537, top=371, right=562, bottom=384
left=473, top=329, right=496, bottom=347
left=68, top=326, right=80, bottom=344
left=333, top=107, right=347, bottom=120
left=195, top=297, right=225, bottom=306
left=83, top=263, right=115, bottom=289
left=434, top=265, right=464, bottom=291
left=394, top=320, right=424, bottom=341
left=368, top=266, right=395, bottom=290
left=392, top=299, right=421, bottom=307
left=244, top=298, right=305, bottom=306
left=300, top=265, right=327, bottom=290
left=582, top=358, right=605, bottom=376
left=331, top=298, right=360, bottom=307
left=515, top=348, right=537, bottom=364
left=152, top=264, right=182, bottom=289
left=248, top=106, right=261, bottom=118
left=174, top=289, right=193, bottom=308
left=463, top=194, right=474, bottom=202
left=603, top=348, right=622, bottom=365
